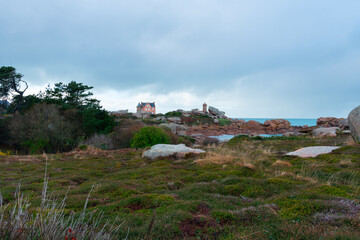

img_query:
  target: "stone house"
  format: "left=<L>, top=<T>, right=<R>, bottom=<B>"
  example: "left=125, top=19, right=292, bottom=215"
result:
left=137, top=102, right=156, bottom=114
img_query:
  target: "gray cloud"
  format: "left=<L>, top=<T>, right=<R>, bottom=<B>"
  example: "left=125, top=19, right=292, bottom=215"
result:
left=1, top=0, right=360, bottom=117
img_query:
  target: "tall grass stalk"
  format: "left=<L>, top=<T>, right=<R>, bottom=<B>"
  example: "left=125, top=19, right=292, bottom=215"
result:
left=0, top=154, right=125, bottom=239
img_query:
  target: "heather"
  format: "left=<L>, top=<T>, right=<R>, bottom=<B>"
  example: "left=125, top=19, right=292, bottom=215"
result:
left=1, top=133, right=359, bottom=239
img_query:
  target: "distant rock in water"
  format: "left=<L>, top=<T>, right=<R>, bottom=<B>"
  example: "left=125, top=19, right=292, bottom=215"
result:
left=349, top=106, right=360, bottom=143
left=143, top=144, right=205, bottom=160
left=316, top=117, right=345, bottom=128
left=264, top=119, right=291, bottom=132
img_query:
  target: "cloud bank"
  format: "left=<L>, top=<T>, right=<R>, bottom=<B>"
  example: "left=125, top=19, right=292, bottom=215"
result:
left=1, top=0, right=360, bottom=117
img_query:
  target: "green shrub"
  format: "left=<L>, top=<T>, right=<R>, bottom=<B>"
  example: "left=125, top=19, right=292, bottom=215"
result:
left=211, top=210, right=236, bottom=224
left=130, top=126, right=170, bottom=148
left=218, top=119, right=232, bottom=126
left=165, top=111, right=182, bottom=117
left=79, top=144, right=88, bottom=150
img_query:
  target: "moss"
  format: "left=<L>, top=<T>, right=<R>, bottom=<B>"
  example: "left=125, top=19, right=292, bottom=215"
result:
left=211, top=210, right=236, bottom=224
left=242, top=185, right=266, bottom=198
left=277, top=198, right=326, bottom=219
left=315, top=185, right=352, bottom=198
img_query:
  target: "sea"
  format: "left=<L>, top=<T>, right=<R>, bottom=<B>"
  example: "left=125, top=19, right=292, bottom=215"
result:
left=211, top=118, right=317, bottom=142
left=235, top=118, right=317, bottom=127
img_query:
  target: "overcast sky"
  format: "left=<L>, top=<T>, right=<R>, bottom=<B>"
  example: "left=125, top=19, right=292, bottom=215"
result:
left=1, top=0, right=360, bottom=118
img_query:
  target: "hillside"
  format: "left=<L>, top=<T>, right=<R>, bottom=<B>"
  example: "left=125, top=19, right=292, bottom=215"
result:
left=0, top=132, right=359, bottom=239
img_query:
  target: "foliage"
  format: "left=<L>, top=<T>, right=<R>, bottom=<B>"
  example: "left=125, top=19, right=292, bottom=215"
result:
left=83, top=134, right=113, bottom=150
left=7, top=80, right=116, bottom=152
left=111, top=120, right=144, bottom=149
left=1, top=125, right=359, bottom=239
left=218, top=119, right=232, bottom=126
left=0, top=66, right=28, bottom=112
left=80, top=107, right=115, bottom=137
left=0, top=118, right=10, bottom=145
left=42, top=81, right=100, bottom=109
left=9, top=103, right=79, bottom=153
left=0, top=164, right=123, bottom=239
left=0, top=150, right=10, bottom=156
left=130, top=126, right=170, bottom=148
left=165, top=111, right=182, bottom=117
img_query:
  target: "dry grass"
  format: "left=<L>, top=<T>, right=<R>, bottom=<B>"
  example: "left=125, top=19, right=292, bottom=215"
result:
left=0, top=155, right=125, bottom=239
left=194, top=141, right=273, bottom=167
left=272, top=160, right=292, bottom=168
left=345, top=136, right=355, bottom=146
left=64, top=145, right=133, bottom=159
left=339, top=158, right=353, bottom=167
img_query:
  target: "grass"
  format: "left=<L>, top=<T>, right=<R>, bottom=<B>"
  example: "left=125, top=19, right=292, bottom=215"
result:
left=0, top=133, right=360, bottom=239
left=0, top=156, right=125, bottom=239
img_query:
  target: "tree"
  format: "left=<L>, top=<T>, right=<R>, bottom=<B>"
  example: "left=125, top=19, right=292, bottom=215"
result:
left=43, top=81, right=100, bottom=109
left=0, top=66, right=28, bottom=112
left=9, top=103, right=79, bottom=153
left=42, top=81, right=114, bottom=137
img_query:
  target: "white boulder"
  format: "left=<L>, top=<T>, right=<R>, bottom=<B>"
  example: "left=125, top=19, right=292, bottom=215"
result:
left=286, top=146, right=340, bottom=158
left=312, top=127, right=338, bottom=138
left=143, top=144, right=205, bottom=160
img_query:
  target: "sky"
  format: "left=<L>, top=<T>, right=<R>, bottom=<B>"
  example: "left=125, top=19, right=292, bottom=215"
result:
left=1, top=0, right=360, bottom=118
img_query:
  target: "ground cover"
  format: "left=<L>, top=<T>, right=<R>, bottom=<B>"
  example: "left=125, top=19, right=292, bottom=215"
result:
left=0, top=133, right=359, bottom=239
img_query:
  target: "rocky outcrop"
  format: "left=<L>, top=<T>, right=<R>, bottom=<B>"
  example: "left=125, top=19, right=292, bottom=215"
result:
left=154, top=116, right=166, bottom=121
left=348, top=106, right=360, bottom=143
left=186, top=118, right=300, bottom=136
left=264, top=119, right=291, bottom=132
left=110, top=110, right=128, bottom=116
left=133, top=111, right=151, bottom=119
left=242, top=120, right=266, bottom=133
left=312, top=127, right=338, bottom=138
left=317, top=117, right=345, bottom=128
left=143, top=144, right=205, bottom=160
left=208, top=106, right=226, bottom=119
left=159, top=123, right=188, bottom=135
left=167, top=117, right=182, bottom=123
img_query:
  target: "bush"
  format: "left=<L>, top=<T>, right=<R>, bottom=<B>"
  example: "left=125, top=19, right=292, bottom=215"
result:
left=177, top=136, right=195, bottom=146
left=130, top=126, right=170, bottom=148
left=83, top=134, right=113, bottom=150
left=111, top=119, right=144, bottom=148
left=9, top=103, right=79, bottom=153
left=165, top=111, right=182, bottom=117
left=218, top=119, right=232, bottom=126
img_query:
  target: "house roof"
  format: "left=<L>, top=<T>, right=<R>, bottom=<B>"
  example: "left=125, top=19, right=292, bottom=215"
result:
left=138, top=102, right=155, bottom=108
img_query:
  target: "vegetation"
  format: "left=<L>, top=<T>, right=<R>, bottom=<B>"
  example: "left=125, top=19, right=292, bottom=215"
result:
left=164, top=111, right=182, bottom=117
left=1, top=133, right=359, bottom=239
left=1, top=66, right=359, bottom=239
left=130, top=126, right=170, bottom=149
left=218, top=118, right=232, bottom=126
left=0, top=66, right=116, bottom=153
left=0, top=157, right=123, bottom=239
left=0, top=66, right=28, bottom=112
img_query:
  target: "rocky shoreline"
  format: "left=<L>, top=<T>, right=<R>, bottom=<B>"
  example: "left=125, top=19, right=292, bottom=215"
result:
left=121, top=105, right=350, bottom=144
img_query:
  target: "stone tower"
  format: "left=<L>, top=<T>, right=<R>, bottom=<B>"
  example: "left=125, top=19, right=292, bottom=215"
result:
left=203, top=103, right=207, bottom=113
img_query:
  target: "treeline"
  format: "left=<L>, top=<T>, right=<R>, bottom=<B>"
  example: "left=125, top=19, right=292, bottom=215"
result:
left=0, top=67, right=116, bottom=153
left=0, top=66, right=193, bottom=154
